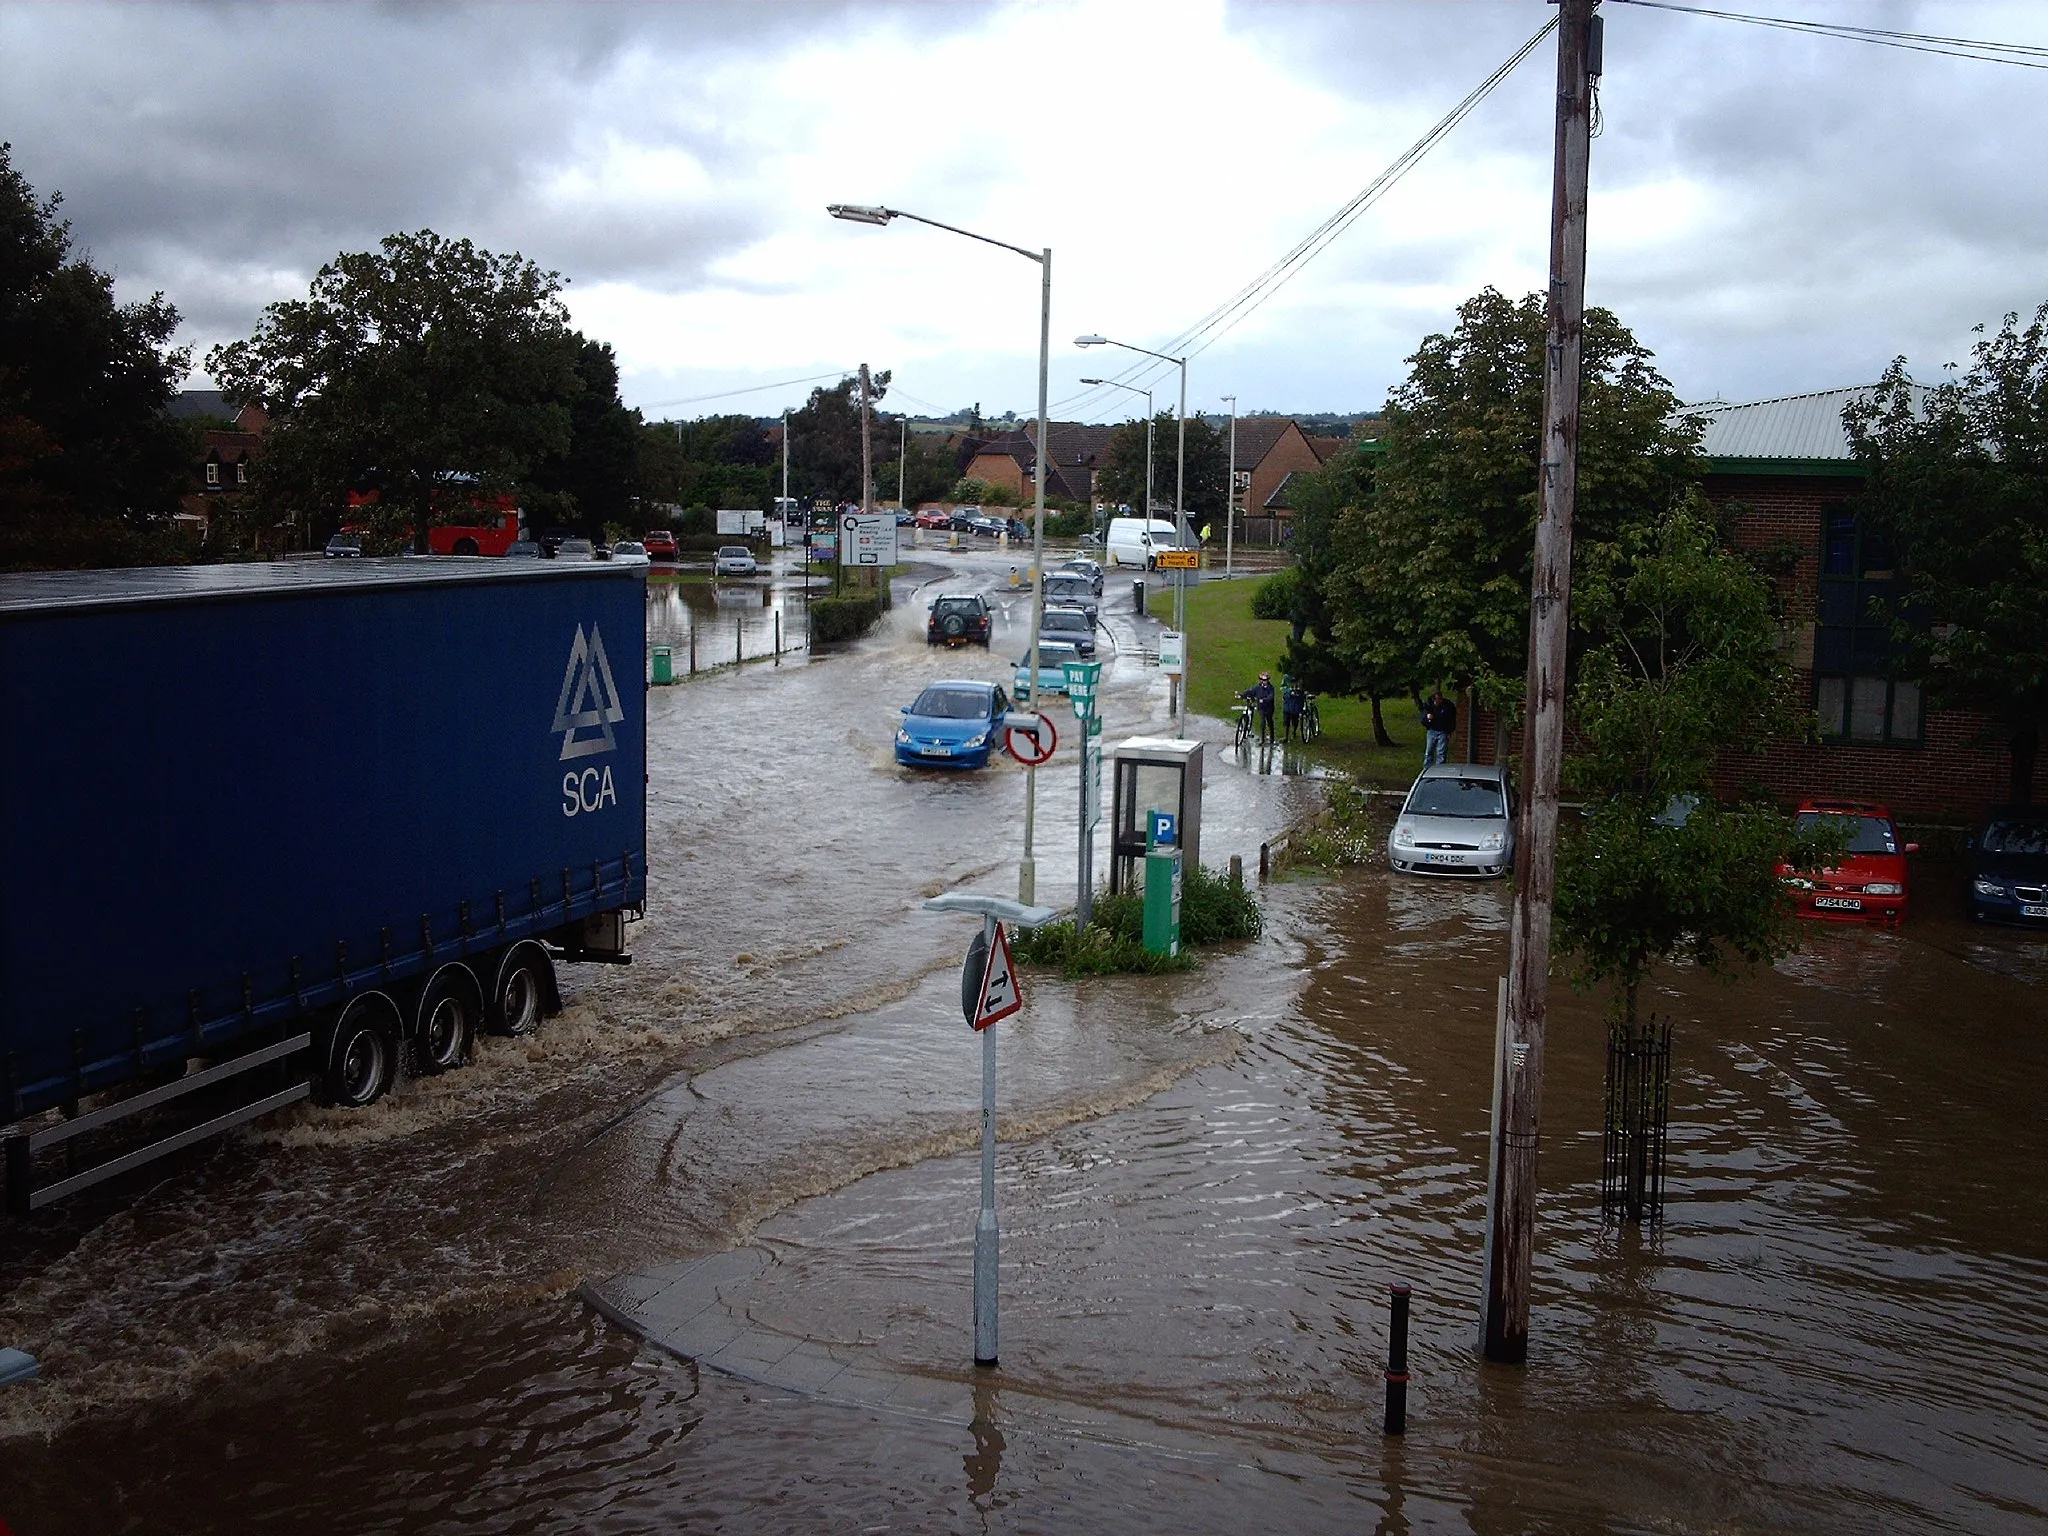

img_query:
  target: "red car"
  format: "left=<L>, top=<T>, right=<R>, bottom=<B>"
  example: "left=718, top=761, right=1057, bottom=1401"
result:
left=914, top=508, right=953, bottom=530
left=1776, top=799, right=1918, bottom=925
left=642, top=529, right=679, bottom=561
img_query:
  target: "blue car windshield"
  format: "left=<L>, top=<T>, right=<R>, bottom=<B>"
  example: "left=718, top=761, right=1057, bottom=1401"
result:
left=1407, top=778, right=1506, bottom=818
left=1794, top=811, right=1898, bottom=854
left=911, top=688, right=990, bottom=720
left=1982, top=820, right=2048, bottom=856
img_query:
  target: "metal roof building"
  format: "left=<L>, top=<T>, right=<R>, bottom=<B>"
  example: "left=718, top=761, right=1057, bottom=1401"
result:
left=1687, top=384, right=1936, bottom=471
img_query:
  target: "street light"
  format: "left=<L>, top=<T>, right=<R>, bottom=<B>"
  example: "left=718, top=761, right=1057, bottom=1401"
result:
left=1076, top=333, right=1189, bottom=738
left=830, top=202, right=1053, bottom=905
left=1079, top=377, right=1152, bottom=540
left=1220, top=394, right=1237, bottom=580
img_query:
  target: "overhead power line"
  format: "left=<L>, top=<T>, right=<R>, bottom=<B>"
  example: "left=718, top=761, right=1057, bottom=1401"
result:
left=1609, top=0, right=2048, bottom=70
left=1056, top=12, right=1559, bottom=416
left=640, top=369, right=852, bottom=413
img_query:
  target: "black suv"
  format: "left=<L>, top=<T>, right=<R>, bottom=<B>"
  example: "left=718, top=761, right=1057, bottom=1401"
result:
left=927, top=594, right=993, bottom=647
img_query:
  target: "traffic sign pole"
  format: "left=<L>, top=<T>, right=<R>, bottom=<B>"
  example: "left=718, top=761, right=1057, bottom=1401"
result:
left=1064, top=660, right=1102, bottom=927
left=974, top=913, right=1001, bottom=1365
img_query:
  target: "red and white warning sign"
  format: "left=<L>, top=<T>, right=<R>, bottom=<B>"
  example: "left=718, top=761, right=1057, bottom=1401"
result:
left=970, top=921, right=1023, bottom=1031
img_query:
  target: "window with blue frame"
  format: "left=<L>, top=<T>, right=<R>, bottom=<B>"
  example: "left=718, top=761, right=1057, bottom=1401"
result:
left=1814, top=507, right=1921, bottom=744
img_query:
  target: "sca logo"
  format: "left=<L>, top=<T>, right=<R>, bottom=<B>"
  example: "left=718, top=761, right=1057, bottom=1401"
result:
left=552, top=623, right=626, bottom=817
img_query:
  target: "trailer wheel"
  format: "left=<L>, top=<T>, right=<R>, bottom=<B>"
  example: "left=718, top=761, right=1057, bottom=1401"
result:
left=414, top=964, right=480, bottom=1074
left=322, top=994, right=400, bottom=1108
left=488, top=944, right=554, bottom=1037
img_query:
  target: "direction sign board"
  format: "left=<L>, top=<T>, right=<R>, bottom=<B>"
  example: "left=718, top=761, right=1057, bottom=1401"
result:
left=1155, top=549, right=1200, bottom=570
left=1158, top=630, right=1185, bottom=676
left=839, top=512, right=898, bottom=566
left=968, top=921, right=1022, bottom=1031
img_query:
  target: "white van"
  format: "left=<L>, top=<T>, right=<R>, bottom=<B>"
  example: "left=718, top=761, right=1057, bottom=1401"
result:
left=1105, top=517, right=1184, bottom=568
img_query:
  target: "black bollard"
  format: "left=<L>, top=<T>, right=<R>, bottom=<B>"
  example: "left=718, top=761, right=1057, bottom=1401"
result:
left=1384, top=1281, right=1411, bottom=1435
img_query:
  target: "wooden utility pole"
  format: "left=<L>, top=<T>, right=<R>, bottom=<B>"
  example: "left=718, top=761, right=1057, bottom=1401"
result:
left=859, top=362, right=875, bottom=591
left=1482, top=0, right=1599, bottom=1366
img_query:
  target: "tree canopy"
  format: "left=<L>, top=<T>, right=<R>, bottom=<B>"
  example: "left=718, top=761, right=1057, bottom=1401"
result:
left=208, top=229, right=582, bottom=552
left=1320, top=287, right=1702, bottom=724
left=781, top=373, right=888, bottom=506
left=1846, top=303, right=2048, bottom=801
left=1093, top=410, right=1227, bottom=524
left=0, top=142, right=193, bottom=568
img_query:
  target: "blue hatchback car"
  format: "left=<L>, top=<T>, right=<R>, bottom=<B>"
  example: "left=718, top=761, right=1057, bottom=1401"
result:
left=896, top=680, right=1012, bottom=769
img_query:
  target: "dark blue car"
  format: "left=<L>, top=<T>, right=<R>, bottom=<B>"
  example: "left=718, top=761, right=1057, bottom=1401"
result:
left=896, top=680, right=1011, bottom=769
left=1966, top=807, right=2048, bottom=924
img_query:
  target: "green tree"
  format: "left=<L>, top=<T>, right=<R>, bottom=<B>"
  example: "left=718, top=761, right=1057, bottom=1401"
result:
left=885, top=424, right=956, bottom=507
left=784, top=373, right=888, bottom=505
left=526, top=336, right=642, bottom=534
left=1093, top=411, right=1227, bottom=523
left=0, top=142, right=193, bottom=569
left=208, top=230, right=580, bottom=553
left=1846, top=304, right=2048, bottom=802
left=1555, top=507, right=1823, bottom=1030
left=1327, top=288, right=1702, bottom=736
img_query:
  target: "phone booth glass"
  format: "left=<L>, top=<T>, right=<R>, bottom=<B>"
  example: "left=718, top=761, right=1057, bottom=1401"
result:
left=1109, top=737, right=1204, bottom=894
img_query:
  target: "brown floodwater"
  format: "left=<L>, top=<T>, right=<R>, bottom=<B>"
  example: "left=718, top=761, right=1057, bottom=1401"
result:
left=4, top=552, right=2044, bottom=1533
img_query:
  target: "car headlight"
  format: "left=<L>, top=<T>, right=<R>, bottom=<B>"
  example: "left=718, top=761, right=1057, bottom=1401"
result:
left=1862, top=882, right=1903, bottom=897
left=896, top=729, right=911, bottom=745
left=1972, top=878, right=2007, bottom=898
left=1481, top=831, right=1505, bottom=852
left=1394, top=826, right=1414, bottom=849
left=964, top=732, right=987, bottom=749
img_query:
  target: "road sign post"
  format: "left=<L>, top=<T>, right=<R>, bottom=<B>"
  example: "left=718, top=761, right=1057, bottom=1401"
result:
left=1064, top=661, right=1103, bottom=925
left=924, top=893, right=1057, bottom=1370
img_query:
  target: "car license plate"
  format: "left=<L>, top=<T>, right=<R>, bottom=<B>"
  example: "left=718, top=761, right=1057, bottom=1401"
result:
left=1422, top=852, right=1461, bottom=865
left=926, top=745, right=952, bottom=757
left=2023, top=903, right=2048, bottom=918
left=1813, top=896, right=1862, bottom=911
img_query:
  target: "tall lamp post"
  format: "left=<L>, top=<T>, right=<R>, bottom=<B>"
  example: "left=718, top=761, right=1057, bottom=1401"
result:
left=1075, top=333, right=1188, bottom=738
left=830, top=203, right=1052, bottom=904
left=1220, top=395, right=1237, bottom=580
left=1078, top=377, right=1152, bottom=534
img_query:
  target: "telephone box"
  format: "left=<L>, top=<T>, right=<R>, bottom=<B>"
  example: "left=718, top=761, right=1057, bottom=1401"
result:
left=1109, top=737, right=1204, bottom=894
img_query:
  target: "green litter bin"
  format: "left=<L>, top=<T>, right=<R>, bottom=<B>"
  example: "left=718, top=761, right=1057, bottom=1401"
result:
left=651, top=645, right=674, bottom=685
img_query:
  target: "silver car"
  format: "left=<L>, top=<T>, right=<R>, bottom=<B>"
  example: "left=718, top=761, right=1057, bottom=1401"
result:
left=714, top=544, right=758, bottom=577
left=1387, top=763, right=1517, bottom=878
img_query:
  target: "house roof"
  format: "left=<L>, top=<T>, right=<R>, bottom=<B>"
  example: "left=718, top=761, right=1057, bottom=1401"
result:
left=1228, top=417, right=1299, bottom=467
left=1307, top=435, right=1348, bottom=463
left=1687, top=384, right=1936, bottom=468
left=1026, top=420, right=1120, bottom=468
left=168, top=388, right=233, bottom=420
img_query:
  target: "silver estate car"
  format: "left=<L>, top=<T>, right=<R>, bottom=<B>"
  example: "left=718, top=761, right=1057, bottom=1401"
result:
left=1387, top=763, right=1517, bottom=878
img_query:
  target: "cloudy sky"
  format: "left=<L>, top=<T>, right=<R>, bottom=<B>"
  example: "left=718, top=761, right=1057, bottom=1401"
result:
left=4, top=0, right=2044, bottom=424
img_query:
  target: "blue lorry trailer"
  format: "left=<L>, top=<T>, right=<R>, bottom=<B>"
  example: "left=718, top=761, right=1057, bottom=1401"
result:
left=0, top=559, right=648, bottom=1212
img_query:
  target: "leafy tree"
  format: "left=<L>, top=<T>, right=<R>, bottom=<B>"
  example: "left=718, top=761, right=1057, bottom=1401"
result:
left=526, top=336, right=642, bottom=533
left=1555, top=507, right=1825, bottom=1030
left=1326, top=288, right=1702, bottom=736
left=638, top=412, right=775, bottom=522
left=1093, top=411, right=1227, bottom=524
left=1, top=142, right=193, bottom=568
left=885, top=425, right=956, bottom=507
left=949, top=476, right=1011, bottom=507
left=1846, top=304, right=2048, bottom=802
left=208, top=230, right=580, bottom=553
left=783, top=373, right=888, bottom=505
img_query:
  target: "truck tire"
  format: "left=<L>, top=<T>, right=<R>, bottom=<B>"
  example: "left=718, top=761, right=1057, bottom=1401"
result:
left=488, top=943, right=554, bottom=1037
left=414, top=964, right=480, bottom=1074
left=321, top=993, right=400, bottom=1108
left=453, top=537, right=480, bottom=556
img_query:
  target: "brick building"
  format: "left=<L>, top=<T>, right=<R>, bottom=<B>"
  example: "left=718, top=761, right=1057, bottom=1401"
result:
left=1227, top=417, right=1325, bottom=546
left=1470, top=386, right=2027, bottom=824
left=956, top=421, right=1112, bottom=503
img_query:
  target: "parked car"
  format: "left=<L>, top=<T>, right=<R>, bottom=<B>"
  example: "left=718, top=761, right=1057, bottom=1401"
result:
left=951, top=506, right=982, bottom=531
left=502, top=539, right=543, bottom=560
left=1041, top=573, right=1099, bottom=622
left=1965, top=807, right=2048, bottom=924
left=1775, top=799, right=1916, bottom=924
left=914, top=508, right=953, bottom=531
left=714, top=544, right=758, bottom=577
left=927, top=593, right=993, bottom=647
left=969, top=515, right=1009, bottom=539
left=1013, top=639, right=1083, bottom=702
left=555, top=537, right=596, bottom=563
left=1058, top=557, right=1104, bottom=595
left=1387, top=764, right=1517, bottom=878
left=323, top=532, right=363, bottom=558
left=895, top=510, right=915, bottom=527
left=895, top=680, right=1013, bottom=770
left=1038, top=604, right=1096, bottom=657
left=538, top=526, right=573, bottom=556
left=642, top=529, right=679, bottom=560
left=608, top=540, right=650, bottom=565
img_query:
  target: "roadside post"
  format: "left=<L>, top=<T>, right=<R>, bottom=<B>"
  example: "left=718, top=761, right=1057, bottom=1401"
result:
left=923, top=892, right=1059, bottom=1368
left=1064, top=660, right=1103, bottom=925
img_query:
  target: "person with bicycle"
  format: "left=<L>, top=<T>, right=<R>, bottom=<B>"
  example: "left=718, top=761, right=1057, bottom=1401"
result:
left=1240, top=671, right=1277, bottom=745
left=1282, top=676, right=1308, bottom=741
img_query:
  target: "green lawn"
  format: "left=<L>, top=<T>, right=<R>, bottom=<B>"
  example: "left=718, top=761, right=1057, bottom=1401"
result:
left=1182, top=576, right=1427, bottom=787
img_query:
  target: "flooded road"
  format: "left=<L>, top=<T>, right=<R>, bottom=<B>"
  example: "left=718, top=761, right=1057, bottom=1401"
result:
left=5, top=549, right=2046, bottom=1533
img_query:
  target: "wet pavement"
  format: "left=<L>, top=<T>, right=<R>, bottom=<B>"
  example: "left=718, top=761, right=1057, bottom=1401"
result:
left=3, top=546, right=2046, bottom=1533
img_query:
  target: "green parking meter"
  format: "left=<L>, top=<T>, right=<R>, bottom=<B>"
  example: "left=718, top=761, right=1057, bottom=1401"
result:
left=1142, top=810, right=1182, bottom=957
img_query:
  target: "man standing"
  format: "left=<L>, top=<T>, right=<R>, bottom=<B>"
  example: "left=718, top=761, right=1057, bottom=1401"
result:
left=1241, top=671, right=1277, bottom=744
left=1421, top=688, right=1457, bottom=766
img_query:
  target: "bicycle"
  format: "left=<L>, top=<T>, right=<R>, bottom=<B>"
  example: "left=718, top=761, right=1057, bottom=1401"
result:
left=1234, top=700, right=1257, bottom=752
left=1299, top=693, right=1322, bottom=743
